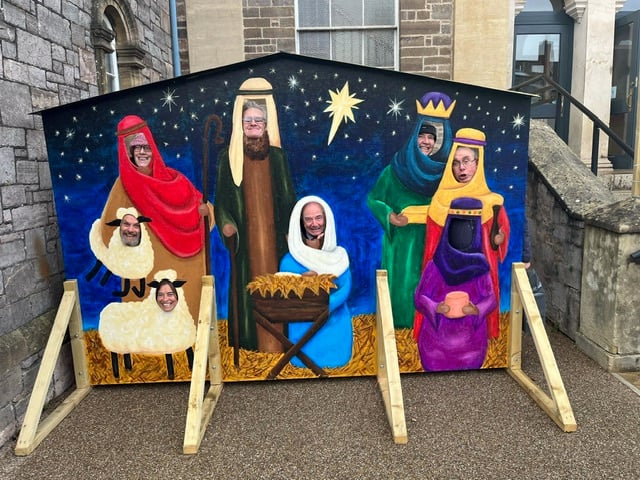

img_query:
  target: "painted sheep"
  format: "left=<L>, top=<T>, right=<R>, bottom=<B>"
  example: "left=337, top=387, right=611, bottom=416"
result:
left=86, top=206, right=154, bottom=297
left=98, top=269, right=196, bottom=379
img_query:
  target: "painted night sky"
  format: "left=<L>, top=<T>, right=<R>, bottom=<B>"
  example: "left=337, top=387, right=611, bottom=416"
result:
left=41, top=52, right=531, bottom=333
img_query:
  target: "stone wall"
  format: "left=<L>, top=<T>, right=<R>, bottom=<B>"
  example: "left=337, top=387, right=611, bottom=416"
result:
left=526, top=121, right=614, bottom=339
left=240, top=0, right=453, bottom=77
left=399, top=0, right=453, bottom=79
left=0, top=0, right=173, bottom=450
left=243, top=0, right=295, bottom=60
left=577, top=196, right=640, bottom=371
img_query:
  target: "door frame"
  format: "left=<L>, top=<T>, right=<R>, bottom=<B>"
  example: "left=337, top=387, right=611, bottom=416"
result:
left=513, top=12, right=574, bottom=142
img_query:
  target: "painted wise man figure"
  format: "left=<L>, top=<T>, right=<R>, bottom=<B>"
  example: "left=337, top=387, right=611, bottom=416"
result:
left=215, top=77, right=297, bottom=352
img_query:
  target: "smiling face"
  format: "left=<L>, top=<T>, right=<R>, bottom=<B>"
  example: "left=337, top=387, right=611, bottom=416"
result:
left=132, top=143, right=152, bottom=170
left=120, top=214, right=141, bottom=246
left=417, top=132, right=436, bottom=155
left=301, top=202, right=326, bottom=245
left=156, top=283, right=178, bottom=312
left=452, top=146, right=479, bottom=183
left=242, top=106, right=267, bottom=139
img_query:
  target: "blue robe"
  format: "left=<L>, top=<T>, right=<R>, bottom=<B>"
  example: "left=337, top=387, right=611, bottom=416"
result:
left=279, top=254, right=353, bottom=368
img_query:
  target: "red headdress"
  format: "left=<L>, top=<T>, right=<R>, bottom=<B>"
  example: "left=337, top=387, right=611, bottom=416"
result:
left=116, top=115, right=204, bottom=258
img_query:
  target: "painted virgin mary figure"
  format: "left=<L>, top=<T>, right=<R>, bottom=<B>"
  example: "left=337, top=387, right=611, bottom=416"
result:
left=279, top=195, right=353, bottom=369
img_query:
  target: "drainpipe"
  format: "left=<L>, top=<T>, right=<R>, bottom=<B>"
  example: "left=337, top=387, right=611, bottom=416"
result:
left=169, top=0, right=181, bottom=77
left=635, top=90, right=640, bottom=197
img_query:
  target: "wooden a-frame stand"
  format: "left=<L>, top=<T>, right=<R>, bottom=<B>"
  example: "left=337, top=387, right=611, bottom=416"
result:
left=14, top=264, right=573, bottom=456
left=14, top=276, right=222, bottom=456
left=15, top=279, right=91, bottom=456
left=375, top=270, right=408, bottom=444
left=507, top=262, right=577, bottom=432
left=182, top=276, right=223, bottom=453
left=183, top=270, right=408, bottom=453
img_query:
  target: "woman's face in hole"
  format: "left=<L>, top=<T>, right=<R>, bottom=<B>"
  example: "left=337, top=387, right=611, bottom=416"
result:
left=157, top=283, right=178, bottom=312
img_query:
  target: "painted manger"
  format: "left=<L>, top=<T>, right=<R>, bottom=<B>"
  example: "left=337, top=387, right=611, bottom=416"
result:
left=247, top=273, right=336, bottom=379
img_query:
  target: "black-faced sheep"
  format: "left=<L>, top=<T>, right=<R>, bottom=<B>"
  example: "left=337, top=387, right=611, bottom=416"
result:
left=86, top=206, right=154, bottom=297
left=98, top=269, right=196, bottom=380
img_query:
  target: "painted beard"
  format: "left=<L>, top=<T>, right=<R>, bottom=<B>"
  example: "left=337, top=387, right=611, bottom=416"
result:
left=243, top=131, right=271, bottom=160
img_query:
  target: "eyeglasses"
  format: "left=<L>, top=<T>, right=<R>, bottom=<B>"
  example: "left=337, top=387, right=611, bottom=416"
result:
left=133, top=145, right=151, bottom=153
left=242, top=116, right=266, bottom=124
left=452, top=158, right=477, bottom=169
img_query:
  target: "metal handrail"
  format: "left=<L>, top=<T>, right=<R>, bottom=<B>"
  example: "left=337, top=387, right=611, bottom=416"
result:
left=511, top=73, right=634, bottom=175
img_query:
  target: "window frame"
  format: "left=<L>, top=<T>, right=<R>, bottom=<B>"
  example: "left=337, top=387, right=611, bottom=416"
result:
left=295, top=0, right=399, bottom=70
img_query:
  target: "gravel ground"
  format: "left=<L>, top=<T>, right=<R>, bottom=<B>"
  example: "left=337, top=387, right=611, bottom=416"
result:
left=2, top=328, right=639, bottom=480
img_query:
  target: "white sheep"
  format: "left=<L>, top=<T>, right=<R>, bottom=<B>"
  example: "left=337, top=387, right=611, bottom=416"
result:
left=98, top=269, right=197, bottom=379
left=86, top=206, right=154, bottom=297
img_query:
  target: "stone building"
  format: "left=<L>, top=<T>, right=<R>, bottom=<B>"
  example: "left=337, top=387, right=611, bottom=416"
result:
left=0, top=0, right=174, bottom=447
left=1, top=0, right=639, bottom=451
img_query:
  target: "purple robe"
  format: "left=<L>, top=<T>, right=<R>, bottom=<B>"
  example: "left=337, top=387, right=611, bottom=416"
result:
left=414, top=262, right=496, bottom=371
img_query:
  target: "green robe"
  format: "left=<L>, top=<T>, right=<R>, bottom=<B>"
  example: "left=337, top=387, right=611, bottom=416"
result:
left=367, top=166, right=434, bottom=329
left=215, top=146, right=296, bottom=350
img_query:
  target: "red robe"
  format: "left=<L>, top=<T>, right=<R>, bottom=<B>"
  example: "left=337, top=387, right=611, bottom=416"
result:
left=414, top=206, right=510, bottom=340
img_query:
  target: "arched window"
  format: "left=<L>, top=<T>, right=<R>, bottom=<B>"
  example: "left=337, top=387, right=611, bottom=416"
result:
left=91, top=1, right=145, bottom=93
left=102, top=13, right=120, bottom=92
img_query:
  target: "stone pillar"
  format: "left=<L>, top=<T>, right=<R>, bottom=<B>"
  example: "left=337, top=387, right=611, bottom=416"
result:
left=184, top=0, right=244, bottom=72
left=577, top=196, right=640, bottom=371
left=452, top=0, right=515, bottom=89
left=566, top=0, right=616, bottom=169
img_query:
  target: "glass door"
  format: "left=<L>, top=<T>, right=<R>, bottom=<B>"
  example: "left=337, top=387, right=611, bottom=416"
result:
left=610, top=11, right=640, bottom=170
left=513, top=12, right=573, bottom=142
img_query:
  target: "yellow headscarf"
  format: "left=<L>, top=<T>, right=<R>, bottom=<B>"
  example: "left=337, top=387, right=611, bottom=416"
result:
left=428, top=128, right=504, bottom=226
left=228, top=77, right=282, bottom=186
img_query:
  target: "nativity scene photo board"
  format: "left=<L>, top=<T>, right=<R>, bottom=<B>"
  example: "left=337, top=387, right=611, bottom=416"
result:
left=41, top=52, right=531, bottom=385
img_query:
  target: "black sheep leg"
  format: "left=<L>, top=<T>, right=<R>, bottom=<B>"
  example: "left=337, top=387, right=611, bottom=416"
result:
left=165, top=354, right=175, bottom=380
left=110, top=352, right=120, bottom=378
left=123, top=353, right=132, bottom=370
left=186, top=347, right=194, bottom=371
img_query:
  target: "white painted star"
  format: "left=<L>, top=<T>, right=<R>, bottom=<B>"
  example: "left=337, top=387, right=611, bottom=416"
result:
left=161, top=88, right=179, bottom=112
left=511, top=113, right=526, bottom=130
left=387, top=98, right=405, bottom=119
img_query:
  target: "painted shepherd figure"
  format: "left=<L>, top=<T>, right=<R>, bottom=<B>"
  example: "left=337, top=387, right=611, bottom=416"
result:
left=93, top=115, right=213, bottom=323
left=215, top=78, right=297, bottom=352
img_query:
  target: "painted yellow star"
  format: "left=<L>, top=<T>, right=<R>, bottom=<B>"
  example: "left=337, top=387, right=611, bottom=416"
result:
left=324, top=81, right=364, bottom=145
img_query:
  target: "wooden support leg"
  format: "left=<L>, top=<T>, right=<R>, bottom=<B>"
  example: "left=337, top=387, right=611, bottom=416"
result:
left=375, top=270, right=408, bottom=444
left=15, top=280, right=92, bottom=456
left=507, top=263, right=577, bottom=432
left=183, top=276, right=224, bottom=454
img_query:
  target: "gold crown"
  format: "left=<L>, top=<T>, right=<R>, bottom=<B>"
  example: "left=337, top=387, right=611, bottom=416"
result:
left=416, top=98, right=456, bottom=119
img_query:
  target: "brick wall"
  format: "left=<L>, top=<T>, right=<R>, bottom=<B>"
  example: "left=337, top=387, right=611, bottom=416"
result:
left=240, top=0, right=452, bottom=78
left=0, top=0, right=173, bottom=450
left=399, top=0, right=453, bottom=79
left=243, top=0, right=295, bottom=59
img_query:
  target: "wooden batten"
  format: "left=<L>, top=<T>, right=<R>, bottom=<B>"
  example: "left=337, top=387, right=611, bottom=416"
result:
left=375, top=270, right=408, bottom=444
left=183, top=275, right=223, bottom=454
